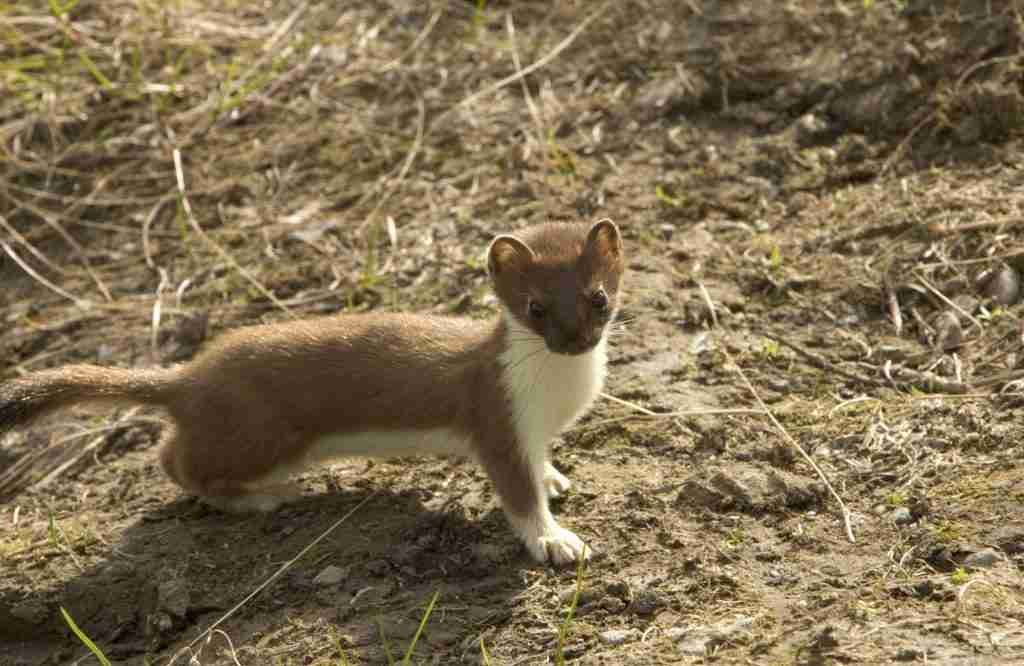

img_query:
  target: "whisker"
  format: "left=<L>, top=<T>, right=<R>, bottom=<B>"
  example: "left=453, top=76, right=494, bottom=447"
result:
left=504, top=345, right=548, bottom=375
left=511, top=347, right=549, bottom=429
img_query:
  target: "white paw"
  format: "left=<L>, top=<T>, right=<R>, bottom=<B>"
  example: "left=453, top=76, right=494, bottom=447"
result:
left=543, top=462, right=572, bottom=499
left=202, top=484, right=301, bottom=513
left=530, top=526, right=591, bottom=567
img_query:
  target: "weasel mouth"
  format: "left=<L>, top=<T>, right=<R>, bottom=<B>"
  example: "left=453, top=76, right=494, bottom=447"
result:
left=549, top=338, right=598, bottom=356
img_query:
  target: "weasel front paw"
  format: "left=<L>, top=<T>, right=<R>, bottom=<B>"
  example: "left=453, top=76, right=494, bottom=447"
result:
left=543, top=462, right=572, bottom=499
left=530, top=526, right=591, bottom=567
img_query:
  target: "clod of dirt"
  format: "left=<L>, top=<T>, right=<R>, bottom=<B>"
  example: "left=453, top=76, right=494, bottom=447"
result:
left=962, top=548, right=1003, bottom=570
left=605, top=579, right=632, bottom=603
left=993, top=526, right=1024, bottom=555
left=143, top=569, right=191, bottom=641
left=313, top=565, right=348, bottom=586
left=980, top=264, right=1021, bottom=306
left=669, top=615, right=755, bottom=657
left=890, top=579, right=956, bottom=602
left=891, top=507, right=913, bottom=525
left=558, top=585, right=602, bottom=608
left=676, top=467, right=824, bottom=514
left=905, top=529, right=959, bottom=571
left=9, top=600, right=48, bottom=625
left=599, top=628, right=640, bottom=646
left=933, top=312, right=962, bottom=351
left=628, top=588, right=666, bottom=617
left=894, top=647, right=926, bottom=662
left=365, top=559, right=390, bottom=577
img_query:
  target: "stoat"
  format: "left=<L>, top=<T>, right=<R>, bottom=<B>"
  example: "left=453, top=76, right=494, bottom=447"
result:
left=0, top=220, right=625, bottom=566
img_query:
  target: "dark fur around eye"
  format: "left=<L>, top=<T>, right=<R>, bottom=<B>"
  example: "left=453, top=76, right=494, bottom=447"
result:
left=590, top=289, right=609, bottom=312
left=528, top=300, right=546, bottom=319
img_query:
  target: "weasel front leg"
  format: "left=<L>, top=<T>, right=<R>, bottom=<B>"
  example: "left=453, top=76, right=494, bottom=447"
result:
left=476, top=442, right=590, bottom=566
left=543, top=460, right=572, bottom=499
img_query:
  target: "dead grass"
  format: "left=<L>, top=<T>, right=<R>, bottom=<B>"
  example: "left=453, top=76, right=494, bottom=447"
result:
left=4, top=1, right=1024, bottom=664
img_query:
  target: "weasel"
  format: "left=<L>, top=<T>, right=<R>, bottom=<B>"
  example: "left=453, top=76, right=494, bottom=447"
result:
left=0, top=220, right=624, bottom=565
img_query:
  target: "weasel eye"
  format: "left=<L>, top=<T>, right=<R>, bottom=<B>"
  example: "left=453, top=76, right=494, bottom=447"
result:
left=528, top=300, right=546, bottom=319
left=590, top=289, right=609, bottom=312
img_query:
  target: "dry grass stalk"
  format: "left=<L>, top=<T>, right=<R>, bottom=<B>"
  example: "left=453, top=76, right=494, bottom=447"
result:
left=720, top=345, right=857, bottom=544
left=172, top=148, right=295, bottom=318
left=168, top=492, right=377, bottom=665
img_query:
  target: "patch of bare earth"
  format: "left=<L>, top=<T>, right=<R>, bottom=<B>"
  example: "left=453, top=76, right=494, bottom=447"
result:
left=2, top=1, right=1024, bottom=664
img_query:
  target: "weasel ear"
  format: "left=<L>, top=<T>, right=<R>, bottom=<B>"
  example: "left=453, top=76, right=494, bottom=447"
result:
left=488, top=235, right=535, bottom=277
left=585, top=218, right=622, bottom=261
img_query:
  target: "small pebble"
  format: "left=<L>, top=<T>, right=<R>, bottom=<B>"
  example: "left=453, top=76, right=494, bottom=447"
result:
left=891, top=507, right=913, bottom=525
left=599, top=628, right=640, bottom=646
left=934, top=311, right=962, bottom=351
left=795, top=113, right=828, bottom=143
left=963, top=548, right=1001, bottom=570
left=365, top=559, right=390, bottom=577
left=630, top=589, right=665, bottom=616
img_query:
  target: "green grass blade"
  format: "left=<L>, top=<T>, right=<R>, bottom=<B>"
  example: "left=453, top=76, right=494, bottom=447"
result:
left=60, top=607, right=112, bottom=666
left=555, top=557, right=587, bottom=665
left=78, top=52, right=113, bottom=90
left=480, top=636, right=492, bottom=665
left=402, top=589, right=440, bottom=664
left=377, top=617, right=396, bottom=666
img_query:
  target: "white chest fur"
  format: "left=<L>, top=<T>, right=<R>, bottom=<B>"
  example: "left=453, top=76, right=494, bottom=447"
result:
left=499, top=318, right=607, bottom=460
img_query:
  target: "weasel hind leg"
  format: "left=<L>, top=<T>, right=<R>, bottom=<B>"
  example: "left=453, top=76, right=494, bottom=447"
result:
left=157, top=426, right=301, bottom=513
left=200, top=483, right=302, bottom=513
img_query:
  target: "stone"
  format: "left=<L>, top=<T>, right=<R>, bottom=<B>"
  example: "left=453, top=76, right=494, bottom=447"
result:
left=981, top=264, right=1020, bottom=306
left=313, top=565, right=348, bottom=586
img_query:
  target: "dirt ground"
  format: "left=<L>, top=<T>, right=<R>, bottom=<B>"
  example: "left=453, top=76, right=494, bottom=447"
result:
left=2, top=1, right=1024, bottom=664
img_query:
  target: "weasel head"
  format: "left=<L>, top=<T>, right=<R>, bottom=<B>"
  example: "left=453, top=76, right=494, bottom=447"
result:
left=487, top=219, right=625, bottom=356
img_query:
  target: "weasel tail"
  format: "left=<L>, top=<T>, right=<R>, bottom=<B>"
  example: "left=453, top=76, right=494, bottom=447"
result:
left=0, top=365, right=177, bottom=433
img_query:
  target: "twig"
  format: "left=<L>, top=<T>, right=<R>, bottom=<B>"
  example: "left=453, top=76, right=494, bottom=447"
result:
left=599, top=391, right=657, bottom=416
left=928, top=216, right=1024, bottom=236
left=172, top=149, right=295, bottom=317
left=377, top=9, right=442, bottom=74
left=575, top=408, right=765, bottom=431
left=764, top=334, right=883, bottom=387
left=1, top=242, right=92, bottom=309
left=175, top=1, right=311, bottom=140
left=142, top=196, right=173, bottom=270
left=453, top=2, right=611, bottom=113
left=913, top=272, right=983, bottom=333
left=355, top=97, right=426, bottom=234
left=167, top=492, right=377, bottom=665
left=36, top=410, right=144, bottom=488
left=881, top=53, right=1024, bottom=177
left=721, top=346, right=856, bottom=544
left=508, top=13, right=548, bottom=159
left=696, top=280, right=719, bottom=328
left=853, top=362, right=971, bottom=394
left=0, top=213, right=67, bottom=276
